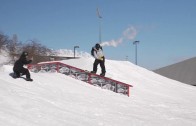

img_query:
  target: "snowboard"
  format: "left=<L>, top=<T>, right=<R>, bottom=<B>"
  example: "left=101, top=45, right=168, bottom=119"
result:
left=9, top=73, right=33, bottom=81
left=84, top=70, right=105, bottom=77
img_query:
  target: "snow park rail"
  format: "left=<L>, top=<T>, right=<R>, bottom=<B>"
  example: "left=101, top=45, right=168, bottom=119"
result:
left=28, top=62, right=133, bottom=96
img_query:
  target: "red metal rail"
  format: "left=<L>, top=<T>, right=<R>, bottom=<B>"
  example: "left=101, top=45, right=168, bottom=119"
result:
left=28, top=62, right=133, bottom=96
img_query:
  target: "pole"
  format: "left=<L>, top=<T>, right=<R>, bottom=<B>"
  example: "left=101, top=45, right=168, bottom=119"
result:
left=99, top=18, right=102, bottom=43
left=135, top=43, right=137, bottom=65
left=97, top=8, right=102, bottom=43
left=133, top=41, right=139, bottom=65
left=74, top=46, right=79, bottom=58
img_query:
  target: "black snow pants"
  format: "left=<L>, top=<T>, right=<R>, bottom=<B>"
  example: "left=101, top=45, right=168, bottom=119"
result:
left=13, top=67, right=31, bottom=79
left=93, top=57, right=106, bottom=74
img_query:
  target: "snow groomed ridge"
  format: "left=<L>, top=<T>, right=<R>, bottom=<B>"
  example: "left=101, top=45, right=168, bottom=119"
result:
left=28, top=62, right=133, bottom=96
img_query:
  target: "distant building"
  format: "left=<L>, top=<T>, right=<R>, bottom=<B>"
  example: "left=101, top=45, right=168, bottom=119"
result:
left=154, top=57, right=196, bottom=86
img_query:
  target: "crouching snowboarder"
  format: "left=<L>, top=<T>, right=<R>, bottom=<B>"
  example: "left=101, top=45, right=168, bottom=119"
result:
left=91, top=43, right=106, bottom=76
left=13, top=51, right=33, bottom=81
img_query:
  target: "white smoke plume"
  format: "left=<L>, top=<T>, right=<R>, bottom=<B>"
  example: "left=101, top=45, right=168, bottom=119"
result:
left=100, top=38, right=123, bottom=47
left=100, top=26, right=138, bottom=47
left=123, top=26, right=138, bottom=40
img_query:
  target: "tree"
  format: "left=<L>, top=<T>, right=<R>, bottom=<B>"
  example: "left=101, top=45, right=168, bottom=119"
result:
left=0, top=33, right=8, bottom=50
left=6, top=34, right=22, bottom=54
left=23, top=40, right=52, bottom=63
left=0, top=32, right=53, bottom=64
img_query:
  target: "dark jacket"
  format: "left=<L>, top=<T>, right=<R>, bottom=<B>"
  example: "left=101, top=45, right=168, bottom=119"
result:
left=13, top=52, right=32, bottom=71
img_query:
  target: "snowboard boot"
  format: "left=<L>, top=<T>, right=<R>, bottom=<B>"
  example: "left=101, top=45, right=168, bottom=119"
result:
left=100, top=73, right=105, bottom=77
left=26, top=78, right=33, bottom=81
left=12, top=73, right=20, bottom=79
left=90, top=71, right=96, bottom=74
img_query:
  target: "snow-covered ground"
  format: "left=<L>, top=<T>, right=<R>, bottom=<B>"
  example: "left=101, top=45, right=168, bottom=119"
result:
left=0, top=55, right=196, bottom=126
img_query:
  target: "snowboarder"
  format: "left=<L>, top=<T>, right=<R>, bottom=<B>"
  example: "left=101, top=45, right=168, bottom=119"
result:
left=13, top=51, right=33, bottom=81
left=91, top=43, right=106, bottom=76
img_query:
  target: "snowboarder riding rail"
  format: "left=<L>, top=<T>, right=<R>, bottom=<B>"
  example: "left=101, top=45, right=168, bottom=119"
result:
left=91, top=43, right=106, bottom=76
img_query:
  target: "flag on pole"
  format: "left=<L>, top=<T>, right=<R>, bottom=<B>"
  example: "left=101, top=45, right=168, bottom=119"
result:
left=96, top=8, right=102, bottom=18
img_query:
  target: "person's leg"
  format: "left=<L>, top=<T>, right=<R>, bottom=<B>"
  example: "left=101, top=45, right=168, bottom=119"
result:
left=13, top=70, right=20, bottom=78
left=21, top=68, right=33, bottom=81
left=100, top=58, right=106, bottom=76
left=21, top=68, right=31, bottom=79
left=92, top=59, right=99, bottom=73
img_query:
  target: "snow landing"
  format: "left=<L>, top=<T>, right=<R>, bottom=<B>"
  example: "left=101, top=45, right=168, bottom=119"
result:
left=0, top=57, right=196, bottom=126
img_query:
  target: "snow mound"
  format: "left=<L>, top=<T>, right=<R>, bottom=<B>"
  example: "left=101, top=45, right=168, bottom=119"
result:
left=0, top=57, right=196, bottom=126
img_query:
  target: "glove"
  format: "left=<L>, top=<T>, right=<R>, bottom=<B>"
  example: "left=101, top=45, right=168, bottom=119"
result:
left=98, top=57, right=103, bottom=61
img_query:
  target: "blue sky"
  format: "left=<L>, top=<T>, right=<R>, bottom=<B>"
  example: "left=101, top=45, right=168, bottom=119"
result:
left=0, top=0, right=196, bottom=70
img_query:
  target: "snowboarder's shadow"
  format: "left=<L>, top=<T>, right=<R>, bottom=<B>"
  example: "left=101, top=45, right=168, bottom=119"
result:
left=9, top=73, right=27, bottom=81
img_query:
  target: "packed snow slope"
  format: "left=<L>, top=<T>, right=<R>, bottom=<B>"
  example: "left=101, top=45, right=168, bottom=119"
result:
left=0, top=57, right=196, bottom=126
